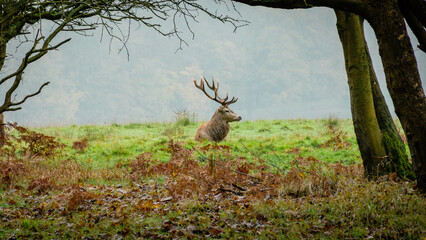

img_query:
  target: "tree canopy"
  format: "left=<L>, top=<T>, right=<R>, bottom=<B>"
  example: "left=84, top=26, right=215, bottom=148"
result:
left=234, top=0, right=426, bottom=53
left=0, top=0, right=244, bottom=113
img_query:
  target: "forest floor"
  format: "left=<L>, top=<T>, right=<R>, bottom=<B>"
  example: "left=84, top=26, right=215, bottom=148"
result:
left=0, top=117, right=425, bottom=239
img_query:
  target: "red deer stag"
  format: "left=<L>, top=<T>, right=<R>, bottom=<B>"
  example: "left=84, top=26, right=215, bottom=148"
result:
left=193, top=77, right=242, bottom=142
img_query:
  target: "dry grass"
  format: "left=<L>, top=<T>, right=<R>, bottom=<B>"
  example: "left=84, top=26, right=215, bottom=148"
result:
left=0, top=123, right=424, bottom=239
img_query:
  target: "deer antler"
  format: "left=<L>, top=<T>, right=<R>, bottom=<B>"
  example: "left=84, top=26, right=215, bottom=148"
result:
left=193, top=77, right=238, bottom=106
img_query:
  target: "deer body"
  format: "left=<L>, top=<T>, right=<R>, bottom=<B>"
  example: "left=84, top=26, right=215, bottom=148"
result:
left=195, top=105, right=241, bottom=142
left=193, top=77, right=241, bottom=142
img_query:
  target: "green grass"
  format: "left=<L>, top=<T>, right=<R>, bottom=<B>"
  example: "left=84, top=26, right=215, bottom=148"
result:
left=1, top=118, right=424, bottom=239
left=35, top=118, right=360, bottom=170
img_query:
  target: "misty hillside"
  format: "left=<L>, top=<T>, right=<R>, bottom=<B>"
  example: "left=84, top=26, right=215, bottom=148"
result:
left=3, top=4, right=425, bottom=126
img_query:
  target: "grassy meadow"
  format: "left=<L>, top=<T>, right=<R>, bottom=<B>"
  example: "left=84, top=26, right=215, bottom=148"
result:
left=0, top=115, right=425, bottom=239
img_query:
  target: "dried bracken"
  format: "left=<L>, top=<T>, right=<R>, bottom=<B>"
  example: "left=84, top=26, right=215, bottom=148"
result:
left=321, top=125, right=352, bottom=149
left=0, top=127, right=422, bottom=239
left=128, top=140, right=364, bottom=202
left=27, top=176, right=57, bottom=193
left=72, top=139, right=89, bottom=153
left=1, top=123, right=64, bottom=159
left=0, top=160, right=27, bottom=187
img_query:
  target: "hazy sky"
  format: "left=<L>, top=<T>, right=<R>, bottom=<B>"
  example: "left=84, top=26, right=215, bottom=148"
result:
left=2, top=3, right=425, bottom=126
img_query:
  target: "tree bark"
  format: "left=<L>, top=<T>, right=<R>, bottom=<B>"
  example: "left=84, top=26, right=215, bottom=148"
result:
left=364, top=0, right=426, bottom=192
left=0, top=113, right=5, bottom=147
left=367, top=45, right=415, bottom=180
left=335, top=11, right=386, bottom=177
left=335, top=10, right=414, bottom=180
left=0, top=37, right=6, bottom=147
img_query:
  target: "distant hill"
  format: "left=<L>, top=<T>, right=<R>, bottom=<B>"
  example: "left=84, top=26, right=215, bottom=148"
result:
left=3, top=5, right=425, bottom=126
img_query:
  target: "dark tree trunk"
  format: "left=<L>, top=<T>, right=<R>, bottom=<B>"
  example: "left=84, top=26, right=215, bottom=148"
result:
left=365, top=0, right=426, bottom=191
left=0, top=38, right=6, bottom=147
left=0, top=113, right=5, bottom=147
left=335, top=10, right=415, bottom=180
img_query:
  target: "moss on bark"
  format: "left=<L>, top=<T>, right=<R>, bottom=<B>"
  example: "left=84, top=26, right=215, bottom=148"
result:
left=335, top=10, right=415, bottom=180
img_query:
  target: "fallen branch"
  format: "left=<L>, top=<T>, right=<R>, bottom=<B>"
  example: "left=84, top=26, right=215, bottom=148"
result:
left=219, top=187, right=243, bottom=196
left=232, top=183, right=246, bottom=191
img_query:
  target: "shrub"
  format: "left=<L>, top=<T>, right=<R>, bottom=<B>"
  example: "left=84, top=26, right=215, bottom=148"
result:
left=0, top=123, right=64, bottom=159
left=175, top=110, right=197, bottom=126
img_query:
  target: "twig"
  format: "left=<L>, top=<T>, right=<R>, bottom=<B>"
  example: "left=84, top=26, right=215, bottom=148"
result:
left=219, top=187, right=242, bottom=196
left=240, top=142, right=284, bottom=172
left=191, top=144, right=208, bottom=160
left=217, top=163, right=263, bottom=182
left=240, top=142, right=265, bottom=163
left=272, top=150, right=314, bottom=175
left=232, top=183, right=246, bottom=191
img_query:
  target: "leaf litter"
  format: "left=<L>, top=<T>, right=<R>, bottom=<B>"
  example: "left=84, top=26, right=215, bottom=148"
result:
left=0, top=125, right=424, bottom=239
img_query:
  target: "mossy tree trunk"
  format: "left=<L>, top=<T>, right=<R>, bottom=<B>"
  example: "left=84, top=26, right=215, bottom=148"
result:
left=335, top=10, right=415, bottom=180
left=367, top=47, right=415, bottom=180
left=365, top=0, right=426, bottom=193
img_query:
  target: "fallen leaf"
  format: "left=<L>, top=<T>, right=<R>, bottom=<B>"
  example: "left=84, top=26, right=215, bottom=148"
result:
left=160, top=196, right=173, bottom=202
left=209, top=226, right=223, bottom=236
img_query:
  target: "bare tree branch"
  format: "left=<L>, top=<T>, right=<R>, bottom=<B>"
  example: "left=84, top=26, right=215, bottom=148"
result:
left=5, top=82, right=50, bottom=112
left=0, top=3, right=78, bottom=113
left=0, top=0, right=246, bottom=115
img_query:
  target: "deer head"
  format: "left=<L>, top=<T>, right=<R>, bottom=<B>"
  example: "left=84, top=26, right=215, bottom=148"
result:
left=193, top=77, right=241, bottom=142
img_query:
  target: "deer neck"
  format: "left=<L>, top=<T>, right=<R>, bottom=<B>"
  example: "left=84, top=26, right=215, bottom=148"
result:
left=210, top=109, right=230, bottom=125
left=206, top=110, right=230, bottom=142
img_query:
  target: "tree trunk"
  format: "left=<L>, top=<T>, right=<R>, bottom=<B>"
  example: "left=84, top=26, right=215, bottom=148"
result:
left=365, top=0, right=426, bottom=191
left=335, top=11, right=387, bottom=177
left=335, top=10, right=415, bottom=179
left=0, top=113, right=5, bottom=147
left=367, top=46, right=415, bottom=180
left=0, top=37, right=6, bottom=147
